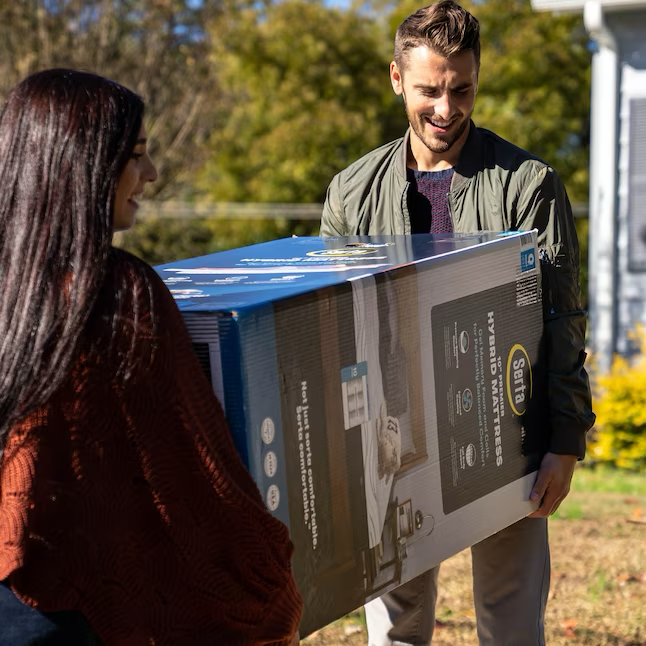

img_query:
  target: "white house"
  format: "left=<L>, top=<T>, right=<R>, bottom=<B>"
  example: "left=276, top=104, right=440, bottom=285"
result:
left=532, top=0, right=646, bottom=371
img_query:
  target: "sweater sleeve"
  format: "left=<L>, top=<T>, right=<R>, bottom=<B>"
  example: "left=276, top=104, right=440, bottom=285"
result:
left=148, top=265, right=271, bottom=508
left=144, top=262, right=305, bottom=644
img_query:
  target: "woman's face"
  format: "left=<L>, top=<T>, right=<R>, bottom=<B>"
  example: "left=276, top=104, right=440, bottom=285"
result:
left=113, top=125, right=158, bottom=231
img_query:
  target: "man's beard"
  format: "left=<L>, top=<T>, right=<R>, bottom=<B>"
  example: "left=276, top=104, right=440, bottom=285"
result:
left=403, top=94, right=470, bottom=154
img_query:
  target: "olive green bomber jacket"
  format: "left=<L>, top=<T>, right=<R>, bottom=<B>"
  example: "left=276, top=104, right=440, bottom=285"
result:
left=321, top=124, right=595, bottom=458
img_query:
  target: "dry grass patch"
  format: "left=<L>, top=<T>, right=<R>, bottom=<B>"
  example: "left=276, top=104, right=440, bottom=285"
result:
left=302, top=467, right=646, bottom=645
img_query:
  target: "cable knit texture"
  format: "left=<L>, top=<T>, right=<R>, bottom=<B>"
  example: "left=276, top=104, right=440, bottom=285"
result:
left=0, top=248, right=303, bottom=645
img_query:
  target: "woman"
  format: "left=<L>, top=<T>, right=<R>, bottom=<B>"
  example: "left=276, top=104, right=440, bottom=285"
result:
left=0, top=69, right=302, bottom=645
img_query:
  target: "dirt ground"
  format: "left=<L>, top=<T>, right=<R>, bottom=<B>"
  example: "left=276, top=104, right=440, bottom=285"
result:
left=302, top=472, right=646, bottom=645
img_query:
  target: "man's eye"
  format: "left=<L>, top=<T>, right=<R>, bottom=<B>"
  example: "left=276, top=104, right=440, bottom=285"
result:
left=131, top=152, right=144, bottom=161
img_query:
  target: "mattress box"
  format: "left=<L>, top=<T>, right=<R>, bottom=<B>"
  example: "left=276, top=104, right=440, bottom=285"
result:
left=155, top=231, right=547, bottom=636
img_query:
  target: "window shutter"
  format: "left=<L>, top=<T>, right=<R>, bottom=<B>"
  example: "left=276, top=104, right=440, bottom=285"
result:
left=628, top=97, right=646, bottom=271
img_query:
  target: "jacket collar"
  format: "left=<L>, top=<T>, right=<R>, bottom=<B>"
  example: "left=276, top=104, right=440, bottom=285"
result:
left=395, top=129, right=411, bottom=181
left=453, top=122, right=484, bottom=191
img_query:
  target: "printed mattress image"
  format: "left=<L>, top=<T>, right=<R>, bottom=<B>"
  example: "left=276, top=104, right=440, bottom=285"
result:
left=155, top=231, right=547, bottom=637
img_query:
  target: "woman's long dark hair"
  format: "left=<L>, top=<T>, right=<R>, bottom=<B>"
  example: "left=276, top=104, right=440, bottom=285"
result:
left=0, top=69, right=144, bottom=448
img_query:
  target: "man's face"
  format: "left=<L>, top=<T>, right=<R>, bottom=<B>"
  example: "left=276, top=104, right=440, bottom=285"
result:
left=390, top=46, right=478, bottom=158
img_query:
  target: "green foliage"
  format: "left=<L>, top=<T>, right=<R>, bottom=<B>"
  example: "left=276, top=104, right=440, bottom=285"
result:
left=115, top=217, right=217, bottom=265
left=0, top=0, right=222, bottom=198
left=474, top=0, right=591, bottom=204
left=552, top=500, right=584, bottom=521
left=572, top=464, right=646, bottom=495
left=588, top=327, right=646, bottom=472
left=200, top=0, right=405, bottom=203
left=115, top=215, right=319, bottom=266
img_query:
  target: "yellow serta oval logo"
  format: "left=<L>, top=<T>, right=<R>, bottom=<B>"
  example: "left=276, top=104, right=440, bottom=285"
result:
left=506, top=344, right=532, bottom=416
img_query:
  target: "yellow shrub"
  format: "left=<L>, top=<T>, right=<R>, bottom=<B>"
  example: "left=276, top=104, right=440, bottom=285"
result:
left=588, top=326, right=646, bottom=471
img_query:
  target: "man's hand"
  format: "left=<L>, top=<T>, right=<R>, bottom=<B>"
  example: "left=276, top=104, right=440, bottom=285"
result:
left=528, top=452, right=578, bottom=517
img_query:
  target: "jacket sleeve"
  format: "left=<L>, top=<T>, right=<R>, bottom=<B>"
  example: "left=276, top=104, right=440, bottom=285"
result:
left=320, top=172, right=348, bottom=237
left=515, top=165, right=596, bottom=458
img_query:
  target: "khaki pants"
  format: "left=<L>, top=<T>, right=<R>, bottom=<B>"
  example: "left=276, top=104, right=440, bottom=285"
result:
left=365, top=517, right=550, bottom=646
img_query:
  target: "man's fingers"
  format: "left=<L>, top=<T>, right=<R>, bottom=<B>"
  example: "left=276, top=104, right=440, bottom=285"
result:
left=530, top=471, right=550, bottom=503
left=528, top=505, right=548, bottom=518
left=528, top=452, right=578, bottom=517
left=528, top=489, right=558, bottom=517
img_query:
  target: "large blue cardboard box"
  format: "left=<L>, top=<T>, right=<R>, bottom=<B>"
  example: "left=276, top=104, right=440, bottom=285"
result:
left=155, top=232, right=546, bottom=636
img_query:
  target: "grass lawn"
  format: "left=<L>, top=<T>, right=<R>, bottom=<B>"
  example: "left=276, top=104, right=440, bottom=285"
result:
left=302, top=464, right=646, bottom=645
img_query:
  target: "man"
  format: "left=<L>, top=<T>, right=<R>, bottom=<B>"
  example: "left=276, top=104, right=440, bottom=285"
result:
left=320, top=2, right=595, bottom=644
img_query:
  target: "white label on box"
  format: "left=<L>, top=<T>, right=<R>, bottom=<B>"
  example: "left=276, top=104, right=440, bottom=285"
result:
left=261, top=417, right=275, bottom=445
left=266, top=484, right=280, bottom=511
left=341, top=363, right=369, bottom=430
left=264, top=451, right=278, bottom=478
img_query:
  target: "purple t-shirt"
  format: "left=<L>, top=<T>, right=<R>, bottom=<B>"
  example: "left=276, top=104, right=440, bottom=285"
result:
left=407, top=167, right=454, bottom=234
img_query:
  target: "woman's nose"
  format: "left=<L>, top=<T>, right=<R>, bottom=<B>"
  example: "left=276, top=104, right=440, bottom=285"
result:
left=144, top=154, right=158, bottom=183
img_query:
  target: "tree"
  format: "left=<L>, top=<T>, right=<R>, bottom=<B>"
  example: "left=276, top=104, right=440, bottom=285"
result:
left=199, top=0, right=406, bottom=203
left=0, top=0, right=223, bottom=198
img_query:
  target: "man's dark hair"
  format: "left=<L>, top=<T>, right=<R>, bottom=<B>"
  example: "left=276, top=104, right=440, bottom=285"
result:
left=394, top=0, right=480, bottom=71
left=0, top=69, right=144, bottom=447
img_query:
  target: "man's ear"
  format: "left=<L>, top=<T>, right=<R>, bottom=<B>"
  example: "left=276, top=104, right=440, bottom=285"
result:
left=390, top=61, right=404, bottom=96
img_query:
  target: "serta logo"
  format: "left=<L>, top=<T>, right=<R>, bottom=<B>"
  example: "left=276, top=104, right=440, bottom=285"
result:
left=506, top=344, right=532, bottom=415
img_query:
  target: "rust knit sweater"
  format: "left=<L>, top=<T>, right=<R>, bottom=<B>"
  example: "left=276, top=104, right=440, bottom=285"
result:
left=0, top=249, right=303, bottom=645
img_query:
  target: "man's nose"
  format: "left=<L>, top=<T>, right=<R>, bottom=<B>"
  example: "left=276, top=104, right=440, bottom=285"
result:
left=434, top=92, right=454, bottom=121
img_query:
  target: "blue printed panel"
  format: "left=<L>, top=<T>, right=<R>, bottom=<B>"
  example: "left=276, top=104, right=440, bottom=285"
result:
left=238, top=307, right=290, bottom=530
left=520, top=248, right=537, bottom=272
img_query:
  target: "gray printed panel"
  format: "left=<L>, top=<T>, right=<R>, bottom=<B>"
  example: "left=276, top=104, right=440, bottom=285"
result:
left=431, top=282, right=544, bottom=514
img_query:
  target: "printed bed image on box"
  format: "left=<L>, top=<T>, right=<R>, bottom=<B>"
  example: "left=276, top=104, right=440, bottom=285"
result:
left=155, top=232, right=547, bottom=637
